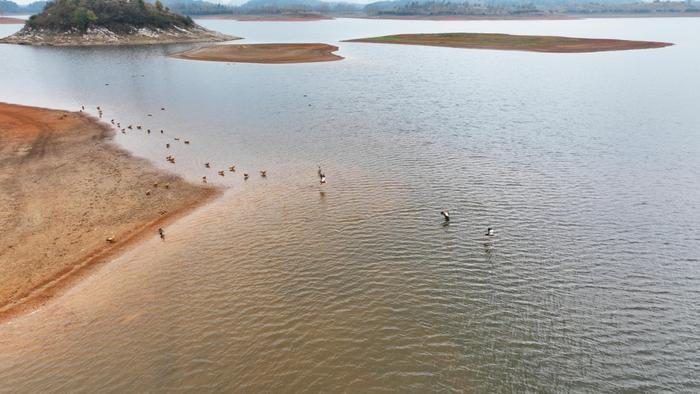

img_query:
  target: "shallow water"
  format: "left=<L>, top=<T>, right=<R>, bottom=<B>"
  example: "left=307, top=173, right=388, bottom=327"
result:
left=1, top=17, right=699, bottom=392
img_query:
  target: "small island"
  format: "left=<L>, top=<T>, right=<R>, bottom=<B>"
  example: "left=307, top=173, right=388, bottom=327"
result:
left=344, top=33, right=673, bottom=53
left=0, top=0, right=236, bottom=46
left=171, top=43, right=343, bottom=64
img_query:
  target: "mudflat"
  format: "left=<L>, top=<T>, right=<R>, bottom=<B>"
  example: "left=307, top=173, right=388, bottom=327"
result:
left=0, top=17, right=24, bottom=24
left=171, top=43, right=343, bottom=63
left=344, top=33, right=673, bottom=53
left=0, top=103, right=219, bottom=321
left=200, top=14, right=333, bottom=21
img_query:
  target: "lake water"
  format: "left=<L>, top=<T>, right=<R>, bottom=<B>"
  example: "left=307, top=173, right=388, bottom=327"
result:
left=1, top=17, right=699, bottom=392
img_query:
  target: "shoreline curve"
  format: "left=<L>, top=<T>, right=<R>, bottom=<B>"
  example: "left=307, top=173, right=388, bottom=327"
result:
left=0, top=103, right=222, bottom=323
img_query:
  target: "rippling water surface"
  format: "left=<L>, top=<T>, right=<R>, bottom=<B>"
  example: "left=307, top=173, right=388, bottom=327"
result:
left=1, top=17, right=699, bottom=392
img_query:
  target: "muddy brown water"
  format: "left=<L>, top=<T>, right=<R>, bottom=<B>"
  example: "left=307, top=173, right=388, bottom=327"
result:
left=0, top=17, right=699, bottom=392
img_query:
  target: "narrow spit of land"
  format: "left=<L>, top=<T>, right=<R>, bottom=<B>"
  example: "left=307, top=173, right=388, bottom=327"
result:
left=200, top=14, right=333, bottom=21
left=344, top=33, right=673, bottom=53
left=0, top=17, right=24, bottom=24
left=171, top=43, right=343, bottom=64
left=0, top=103, right=220, bottom=321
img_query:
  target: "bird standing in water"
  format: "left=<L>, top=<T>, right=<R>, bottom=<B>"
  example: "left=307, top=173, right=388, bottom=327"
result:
left=440, top=210, right=450, bottom=221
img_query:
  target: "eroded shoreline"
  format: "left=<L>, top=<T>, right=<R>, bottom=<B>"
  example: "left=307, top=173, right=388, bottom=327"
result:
left=0, top=103, right=221, bottom=322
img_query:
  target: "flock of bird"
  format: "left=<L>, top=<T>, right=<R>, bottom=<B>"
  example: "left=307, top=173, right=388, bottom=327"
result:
left=84, top=103, right=332, bottom=244
left=85, top=104, right=494, bottom=241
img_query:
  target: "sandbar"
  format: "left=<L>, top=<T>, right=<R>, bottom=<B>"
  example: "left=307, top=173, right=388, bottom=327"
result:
left=0, top=17, right=24, bottom=24
left=0, top=103, right=220, bottom=321
left=171, top=43, right=343, bottom=64
left=199, top=14, right=333, bottom=22
left=344, top=33, right=673, bottom=53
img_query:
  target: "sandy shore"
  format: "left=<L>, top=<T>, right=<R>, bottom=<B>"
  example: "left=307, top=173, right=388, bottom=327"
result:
left=200, top=14, right=333, bottom=22
left=0, top=103, right=220, bottom=322
left=344, top=33, right=673, bottom=53
left=171, top=43, right=343, bottom=64
left=0, top=17, right=24, bottom=24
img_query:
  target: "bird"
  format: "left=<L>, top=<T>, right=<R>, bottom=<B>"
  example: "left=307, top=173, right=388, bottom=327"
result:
left=147, top=129, right=151, bottom=134
left=153, top=182, right=159, bottom=188
left=174, top=137, right=180, bottom=141
left=106, top=236, right=115, bottom=243
left=128, top=125, right=133, bottom=130
left=243, top=173, right=249, bottom=180
left=184, top=140, right=190, bottom=144
left=166, top=143, right=170, bottom=148
left=160, top=130, right=164, bottom=134
left=158, top=228, right=165, bottom=240
left=136, top=125, right=142, bottom=130
left=205, top=162, right=210, bottom=168
left=161, top=107, right=165, bottom=110
left=218, top=170, right=225, bottom=176
left=202, top=176, right=207, bottom=183
left=96, top=106, right=101, bottom=110
left=485, top=228, right=495, bottom=236
left=81, top=105, right=85, bottom=110
left=440, top=210, right=450, bottom=221
left=145, top=190, right=151, bottom=196
left=260, top=170, right=267, bottom=177
left=320, top=175, right=326, bottom=184
left=228, top=165, right=236, bottom=172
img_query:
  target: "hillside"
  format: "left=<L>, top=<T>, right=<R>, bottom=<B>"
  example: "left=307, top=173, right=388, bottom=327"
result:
left=0, top=0, right=235, bottom=46
left=0, top=0, right=47, bottom=14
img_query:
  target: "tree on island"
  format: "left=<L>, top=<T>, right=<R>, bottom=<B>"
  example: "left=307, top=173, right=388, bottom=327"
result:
left=25, top=0, right=196, bottom=33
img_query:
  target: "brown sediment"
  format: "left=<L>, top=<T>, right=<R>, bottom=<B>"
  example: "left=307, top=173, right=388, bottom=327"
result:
left=344, top=33, right=673, bottom=53
left=0, top=103, right=221, bottom=322
left=351, top=14, right=579, bottom=21
left=0, top=17, right=25, bottom=24
left=199, top=14, right=333, bottom=21
left=171, top=43, right=343, bottom=64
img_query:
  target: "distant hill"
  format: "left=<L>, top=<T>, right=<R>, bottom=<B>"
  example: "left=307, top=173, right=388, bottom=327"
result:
left=238, top=0, right=361, bottom=13
left=162, top=0, right=236, bottom=15
left=363, top=0, right=700, bottom=16
left=241, top=0, right=325, bottom=8
left=0, top=0, right=47, bottom=14
left=1, top=0, right=233, bottom=45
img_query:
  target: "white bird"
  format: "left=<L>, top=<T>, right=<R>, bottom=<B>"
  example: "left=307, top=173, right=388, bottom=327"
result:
left=440, top=210, right=450, bottom=221
left=485, top=228, right=495, bottom=236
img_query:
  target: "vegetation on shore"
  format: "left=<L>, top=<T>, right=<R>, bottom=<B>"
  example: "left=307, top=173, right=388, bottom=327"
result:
left=24, top=0, right=194, bottom=33
left=345, top=33, right=673, bottom=53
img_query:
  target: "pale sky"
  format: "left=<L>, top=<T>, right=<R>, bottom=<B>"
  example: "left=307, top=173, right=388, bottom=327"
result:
left=10, top=0, right=372, bottom=5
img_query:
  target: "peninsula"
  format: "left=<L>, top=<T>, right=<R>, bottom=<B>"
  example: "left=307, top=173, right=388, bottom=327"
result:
left=0, top=103, right=220, bottom=321
left=0, top=0, right=235, bottom=46
left=344, top=33, right=673, bottom=53
left=171, top=43, right=343, bottom=64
